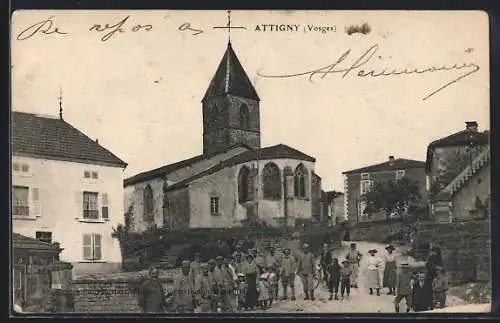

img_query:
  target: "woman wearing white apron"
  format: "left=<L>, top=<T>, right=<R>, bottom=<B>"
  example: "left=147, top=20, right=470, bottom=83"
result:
left=365, top=249, right=383, bottom=296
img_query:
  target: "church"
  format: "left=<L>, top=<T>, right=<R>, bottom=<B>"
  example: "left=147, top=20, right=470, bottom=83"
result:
left=124, top=41, right=324, bottom=232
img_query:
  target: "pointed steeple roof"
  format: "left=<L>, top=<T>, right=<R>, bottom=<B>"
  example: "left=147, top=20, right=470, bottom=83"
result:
left=203, top=42, right=260, bottom=101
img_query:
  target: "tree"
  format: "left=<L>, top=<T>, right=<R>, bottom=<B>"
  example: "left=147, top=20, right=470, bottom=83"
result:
left=363, top=177, right=422, bottom=220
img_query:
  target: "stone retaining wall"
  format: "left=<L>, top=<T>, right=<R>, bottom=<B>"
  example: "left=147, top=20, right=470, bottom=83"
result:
left=71, top=271, right=175, bottom=313
left=414, top=219, right=491, bottom=284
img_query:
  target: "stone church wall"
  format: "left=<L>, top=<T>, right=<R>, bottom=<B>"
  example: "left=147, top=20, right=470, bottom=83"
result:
left=124, top=177, right=164, bottom=233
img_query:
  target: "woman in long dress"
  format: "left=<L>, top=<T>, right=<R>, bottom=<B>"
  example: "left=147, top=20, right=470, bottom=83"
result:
left=383, top=245, right=397, bottom=295
left=243, top=254, right=259, bottom=310
left=365, top=249, right=383, bottom=296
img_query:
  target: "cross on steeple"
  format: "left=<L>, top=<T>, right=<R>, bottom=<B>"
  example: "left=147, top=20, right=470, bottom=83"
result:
left=58, top=86, right=63, bottom=120
left=213, top=10, right=246, bottom=44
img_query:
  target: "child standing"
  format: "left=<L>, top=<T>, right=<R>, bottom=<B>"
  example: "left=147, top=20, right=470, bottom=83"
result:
left=340, top=260, right=352, bottom=299
left=328, top=258, right=341, bottom=300
left=394, top=262, right=412, bottom=313
left=432, top=267, right=448, bottom=309
left=257, top=273, right=270, bottom=309
left=237, top=273, right=247, bottom=311
left=266, top=266, right=277, bottom=306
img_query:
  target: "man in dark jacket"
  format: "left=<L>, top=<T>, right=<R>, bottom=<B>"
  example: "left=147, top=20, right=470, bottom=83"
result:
left=138, top=266, right=166, bottom=313
left=411, top=273, right=430, bottom=312
left=320, top=243, right=333, bottom=285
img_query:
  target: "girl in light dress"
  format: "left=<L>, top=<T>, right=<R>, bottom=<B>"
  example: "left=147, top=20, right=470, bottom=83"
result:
left=365, top=249, right=383, bottom=296
left=257, top=273, right=270, bottom=309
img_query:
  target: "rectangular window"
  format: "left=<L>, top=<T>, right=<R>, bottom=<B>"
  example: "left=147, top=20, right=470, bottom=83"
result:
left=396, top=169, right=406, bottom=180
left=358, top=201, right=367, bottom=218
left=101, top=193, right=109, bottom=220
left=361, top=173, right=370, bottom=180
left=91, top=171, right=98, bottom=179
left=21, top=164, right=29, bottom=172
left=360, top=180, right=372, bottom=195
left=13, top=163, right=20, bottom=172
left=84, top=171, right=91, bottom=178
left=83, top=192, right=99, bottom=219
left=210, top=197, right=220, bottom=216
left=36, top=231, right=52, bottom=244
left=83, top=233, right=102, bottom=261
left=12, top=186, right=29, bottom=216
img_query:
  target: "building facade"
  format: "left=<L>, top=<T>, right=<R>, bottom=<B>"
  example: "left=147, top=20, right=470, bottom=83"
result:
left=342, top=156, right=427, bottom=224
left=124, top=41, right=322, bottom=231
left=12, top=111, right=127, bottom=274
left=426, top=121, right=490, bottom=222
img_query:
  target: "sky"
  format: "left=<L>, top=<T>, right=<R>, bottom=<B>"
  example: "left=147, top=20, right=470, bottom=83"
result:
left=11, top=10, right=489, bottom=190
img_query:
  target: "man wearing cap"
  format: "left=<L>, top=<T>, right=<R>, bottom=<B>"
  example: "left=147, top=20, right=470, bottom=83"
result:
left=297, top=243, right=316, bottom=301
left=189, top=252, right=202, bottom=286
left=394, top=262, right=412, bottom=313
left=172, top=260, right=195, bottom=313
left=194, top=263, right=213, bottom=313
left=279, top=248, right=297, bottom=301
left=138, top=265, right=166, bottom=313
left=345, top=243, right=362, bottom=288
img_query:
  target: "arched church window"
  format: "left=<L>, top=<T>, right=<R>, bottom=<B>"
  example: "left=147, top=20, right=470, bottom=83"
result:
left=211, top=105, right=220, bottom=124
left=238, top=166, right=250, bottom=203
left=262, top=162, right=282, bottom=200
left=239, top=104, right=250, bottom=129
left=143, top=185, right=155, bottom=224
left=294, top=164, right=308, bottom=198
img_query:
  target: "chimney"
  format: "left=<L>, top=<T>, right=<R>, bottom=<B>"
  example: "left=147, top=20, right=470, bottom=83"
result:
left=389, top=156, right=395, bottom=161
left=95, top=139, right=99, bottom=144
left=465, top=121, right=478, bottom=132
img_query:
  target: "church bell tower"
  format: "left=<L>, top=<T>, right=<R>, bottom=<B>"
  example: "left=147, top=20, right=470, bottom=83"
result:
left=202, top=41, right=261, bottom=155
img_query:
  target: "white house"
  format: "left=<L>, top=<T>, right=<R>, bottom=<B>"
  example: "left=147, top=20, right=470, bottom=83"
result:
left=12, top=111, right=127, bottom=274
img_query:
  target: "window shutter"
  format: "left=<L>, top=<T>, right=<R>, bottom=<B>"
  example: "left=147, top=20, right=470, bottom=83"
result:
left=101, top=193, right=109, bottom=220
left=93, top=234, right=102, bottom=260
left=83, top=234, right=92, bottom=260
left=30, top=187, right=41, bottom=217
left=76, top=191, right=83, bottom=218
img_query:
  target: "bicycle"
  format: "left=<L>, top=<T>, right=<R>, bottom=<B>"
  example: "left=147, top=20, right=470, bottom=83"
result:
left=313, top=266, right=329, bottom=290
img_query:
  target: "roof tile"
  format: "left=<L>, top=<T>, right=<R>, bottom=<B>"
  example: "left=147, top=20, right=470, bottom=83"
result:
left=12, top=111, right=127, bottom=167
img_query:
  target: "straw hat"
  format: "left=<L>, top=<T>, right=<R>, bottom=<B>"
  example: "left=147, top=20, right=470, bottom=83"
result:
left=368, top=249, right=378, bottom=254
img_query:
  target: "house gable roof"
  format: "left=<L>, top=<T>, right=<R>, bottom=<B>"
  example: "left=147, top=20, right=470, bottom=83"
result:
left=123, top=143, right=253, bottom=186
left=425, top=129, right=490, bottom=172
left=165, top=144, right=315, bottom=192
left=12, top=111, right=127, bottom=168
left=342, top=158, right=425, bottom=175
left=202, top=42, right=260, bottom=101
